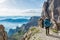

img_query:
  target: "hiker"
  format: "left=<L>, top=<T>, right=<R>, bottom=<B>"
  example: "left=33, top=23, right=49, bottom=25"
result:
left=41, top=18, right=44, bottom=28
left=44, top=17, right=51, bottom=35
left=39, top=18, right=44, bottom=28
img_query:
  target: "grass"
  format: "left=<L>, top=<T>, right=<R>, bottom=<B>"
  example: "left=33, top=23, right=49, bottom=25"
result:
left=29, top=27, right=41, bottom=40
left=52, top=29, right=58, bottom=33
left=30, top=27, right=40, bottom=33
left=30, top=27, right=36, bottom=31
left=30, top=27, right=40, bottom=36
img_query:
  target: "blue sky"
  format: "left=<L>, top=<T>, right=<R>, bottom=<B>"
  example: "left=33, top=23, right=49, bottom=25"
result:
left=0, top=0, right=46, bottom=16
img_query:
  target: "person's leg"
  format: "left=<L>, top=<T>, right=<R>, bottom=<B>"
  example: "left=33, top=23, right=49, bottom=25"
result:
left=42, top=23, right=43, bottom=28
left=42, top=21, right=44, bottom=28
left=47, top=27, right=49, bottom=35
left=46, top=27, right=49, bottom=35
left=46, top=27, right=47, bottom=35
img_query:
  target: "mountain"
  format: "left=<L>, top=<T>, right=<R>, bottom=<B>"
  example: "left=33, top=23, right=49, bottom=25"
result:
left=41, top=0, right=60, bottom=30
left=8, top=0, right=60, bottom=40
left=0, top=19, right=29, bottom=23
left=24, top=16, right=40, bottom=31
left=41, top=0, right=60, bottom=21
left=8, top=16, right=40, bottom=40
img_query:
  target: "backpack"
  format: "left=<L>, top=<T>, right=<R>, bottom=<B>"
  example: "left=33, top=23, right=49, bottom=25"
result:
left=44, top=19, right=51, bottom=27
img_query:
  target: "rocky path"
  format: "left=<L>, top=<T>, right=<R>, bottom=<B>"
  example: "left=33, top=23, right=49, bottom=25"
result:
left=29, top=27, right=60, bottom=40
left=23, top=27, right=60, bottom=40
left=39, top=28, right=60, bottom=40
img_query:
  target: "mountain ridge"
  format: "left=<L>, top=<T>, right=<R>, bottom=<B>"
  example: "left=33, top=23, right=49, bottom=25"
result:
left=0, top=18, right=29, bottom=23
left=8, top=16, right=40, bottom=37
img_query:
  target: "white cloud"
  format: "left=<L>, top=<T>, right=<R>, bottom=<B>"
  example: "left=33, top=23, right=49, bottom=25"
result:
left=0, top=7, right=42, bottom=16
left=0, top=0, right=6, bottom=3
left=0, top=0, right=42, bottom=16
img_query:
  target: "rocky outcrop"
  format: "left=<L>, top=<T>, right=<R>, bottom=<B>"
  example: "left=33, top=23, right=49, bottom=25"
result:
left=41, top=0, right=60, bottom=30
left=42, top=0, right=60, bottom=21
left=0, top=25, right=7, bottom=40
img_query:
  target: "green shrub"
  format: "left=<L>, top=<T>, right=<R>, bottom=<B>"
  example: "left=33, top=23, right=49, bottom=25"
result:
left=30, top=27, right=36, bottom=31
left=52, top=29, right=58, bottom=33
left=30, top=27, right=40, bottom=36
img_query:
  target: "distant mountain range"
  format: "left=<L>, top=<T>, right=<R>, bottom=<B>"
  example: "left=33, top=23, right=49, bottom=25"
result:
left=0, top=18, right=29, bottom=23
left=8, top=16, right=40, bottom=37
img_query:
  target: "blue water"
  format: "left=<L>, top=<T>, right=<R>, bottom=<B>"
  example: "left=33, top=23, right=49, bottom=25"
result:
left=0, top=16, right=31, bottom=32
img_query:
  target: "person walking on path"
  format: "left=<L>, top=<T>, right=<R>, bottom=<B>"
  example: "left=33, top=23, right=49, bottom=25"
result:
left=39, top=18, right=44, bottom=28
left=44, top=17, right=51, bottom=35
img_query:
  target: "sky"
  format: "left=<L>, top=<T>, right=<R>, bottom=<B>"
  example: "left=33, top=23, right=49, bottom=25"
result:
left=0, top=0, right=46, bottom=16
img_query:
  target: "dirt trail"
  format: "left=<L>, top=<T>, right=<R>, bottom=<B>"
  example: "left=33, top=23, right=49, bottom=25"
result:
left=38, top=27, right=60, bottom=40
left=23, top=27, right=60, bottom=40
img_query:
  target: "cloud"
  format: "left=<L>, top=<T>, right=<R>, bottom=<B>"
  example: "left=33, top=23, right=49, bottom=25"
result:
left=0, top=0, right=46, bottom=16
left=0, top=0, right=6, bottom=3
left=0, top=16, right=31, bottom=20
left=0, top=8, right=41, bottom=16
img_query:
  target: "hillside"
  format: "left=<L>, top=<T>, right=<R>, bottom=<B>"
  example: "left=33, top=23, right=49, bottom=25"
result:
left=8, top=16, right=40, bottom=40
left=22, top=27, right=60, bottom=40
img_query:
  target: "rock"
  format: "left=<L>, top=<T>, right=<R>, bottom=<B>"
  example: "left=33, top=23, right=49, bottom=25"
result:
left=42, top=0, right=60, bottom=21
left=0, top=25, right=7, bottom=40
left=41, top=0, right=60, bottom=30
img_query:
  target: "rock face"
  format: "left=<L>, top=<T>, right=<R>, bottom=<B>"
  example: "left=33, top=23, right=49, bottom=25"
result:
left=41, top=0, right=60, bottom=30
left=42, top=0, right=60, bottom=21
left=0, top=25, right=7, bottom=40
